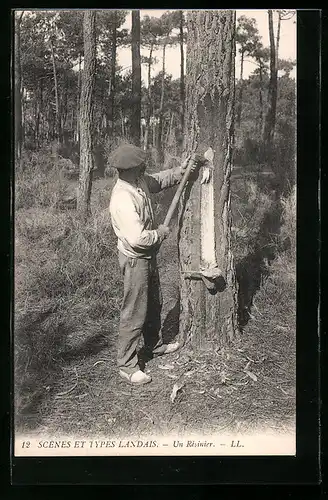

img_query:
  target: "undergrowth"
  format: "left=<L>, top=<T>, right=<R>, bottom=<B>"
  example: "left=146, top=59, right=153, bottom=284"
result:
left=15, top=161, right=122, bottom=420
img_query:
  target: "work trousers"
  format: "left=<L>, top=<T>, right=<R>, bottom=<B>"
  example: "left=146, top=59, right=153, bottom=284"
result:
left=117, top=251, right=164, bottom=373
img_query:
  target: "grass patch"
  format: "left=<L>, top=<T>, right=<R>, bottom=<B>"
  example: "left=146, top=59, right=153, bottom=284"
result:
left=14, top=175, right=123, bottom=426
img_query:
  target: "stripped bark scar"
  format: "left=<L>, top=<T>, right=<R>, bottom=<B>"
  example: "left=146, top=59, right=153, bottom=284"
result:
left=200, top=179, right=216, bottom=270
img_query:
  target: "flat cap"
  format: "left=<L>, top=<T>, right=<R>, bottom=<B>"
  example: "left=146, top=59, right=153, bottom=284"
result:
left=109, top=143, right=147, bottom=170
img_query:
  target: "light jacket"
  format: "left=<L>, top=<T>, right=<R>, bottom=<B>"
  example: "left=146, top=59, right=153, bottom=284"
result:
left=109, top=168, right=182, bottom=259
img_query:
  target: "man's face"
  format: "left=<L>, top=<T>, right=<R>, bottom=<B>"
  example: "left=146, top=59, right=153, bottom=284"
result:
left=119, top=163, right=146, bottom=182
left=135, top=163, right=146, bottom=179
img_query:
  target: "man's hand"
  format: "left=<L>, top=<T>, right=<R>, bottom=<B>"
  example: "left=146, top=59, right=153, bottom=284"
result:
left=157, top=224, right=170, bottom=242
left=179, top=154, right=199, bottom=176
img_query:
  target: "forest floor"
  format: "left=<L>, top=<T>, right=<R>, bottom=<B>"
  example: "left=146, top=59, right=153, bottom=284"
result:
left=14, top=171, right=296, bottom=442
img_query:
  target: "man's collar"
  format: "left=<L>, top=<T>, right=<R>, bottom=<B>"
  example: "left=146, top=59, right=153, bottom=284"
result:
left=116, top=177, right=145, bottom=192
left=117, top=177, right=137, bottom=188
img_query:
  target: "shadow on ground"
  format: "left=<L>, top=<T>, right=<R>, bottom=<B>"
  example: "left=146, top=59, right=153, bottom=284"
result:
left=236, top=198, right=290, bottom=328
left=15, top=313, right=111, bottom=431
left=137, top=296, right=181, bottom=370
left=59, top=332, right=109, bottom=362
left=162, top=297, right=180, bottom=344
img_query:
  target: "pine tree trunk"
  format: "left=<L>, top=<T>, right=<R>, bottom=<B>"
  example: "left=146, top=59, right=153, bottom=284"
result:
left=120, top=108, right=125, bottom=137
left=111, top=11, right=117, bottom=135
left=62, top=76, right=68, bottom=136
left=35, top=79, right=43, bottom=148
left=50, top=38, right=61, bottom=151
left=77, top=11, right=97, bottom=219
left=70, top=109, right=74, bottom=134
left=263, top=9, right=277, bottom=153
left=259, top=60, right=264, bottom=134
left=34, top=93, right=38, bottom=146
left=14, top=13, right=23, bottom=169
left=143, top=44, right=153, bottom=150
left=178, top=10, right=238, bottom=349
left=156, top=43, right=166, bottom=163
left=143, top=126, right=149, bottom=151
left=131, top=10, right=141, bottom=146
left=276, top=11, right=281, bottom=68
left=75, top=54, right=82, bottom=144
left=21, top=86, right=26, bottom=147
left=165, top=111, right=173, bottom=146
left=39, top=78, right=43, bottom=146
left=152, top=121, right=156, bottom=148
left=179, top=10, right=185, bottom=153
left=236, top=49, right=244, bottom=127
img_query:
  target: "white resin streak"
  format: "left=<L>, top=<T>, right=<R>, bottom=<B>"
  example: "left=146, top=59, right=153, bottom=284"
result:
left=200, top=177, right=217, bottom=269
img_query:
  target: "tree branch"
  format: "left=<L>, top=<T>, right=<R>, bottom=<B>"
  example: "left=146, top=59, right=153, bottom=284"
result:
left=17, top=10, right=24, bottom=25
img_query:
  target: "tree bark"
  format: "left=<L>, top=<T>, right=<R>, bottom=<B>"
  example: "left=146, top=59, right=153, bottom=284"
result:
left=49, top=38, right=61, bottom=149
left=14, top=12, right=24, bottom=169
left=236, top=49, right=244, bottom=127
left=39, top=78, right=43, bottom=146
left=77, top=11, right=97, bottom=219
left=262, top=9, right=277, bottom=152
left=21, top=86, right=26, bottom=146
left=110, top=10, right=117, bottom=134
left=35, top=79, right=43, bottom=148
left=131, top=10, right=141, bottom=146
left=259, top=61, right=264, bottom=134
left=276, top=11, right=281, bottom=68
left=75, top=53, right=82, bottom=144
left=165, top=111, right=174, bottom=147
left=143, top=44, right=153, bottom=150
left=156, top=42, right=166, bottom=163
left=62, top=76, right=68, bottom=136
left=178, top=10, right=185, bottom=153
left=152, top=120, right=156, bottom=148
left=120, top=108, right=125, bottom=136
left=178, top=10, right=238, bottom=349
left=34, top=90, right=38, bottom=146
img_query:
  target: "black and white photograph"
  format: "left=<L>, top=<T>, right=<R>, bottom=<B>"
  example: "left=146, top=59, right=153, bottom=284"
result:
left=14, top=9, right=297, bottom=457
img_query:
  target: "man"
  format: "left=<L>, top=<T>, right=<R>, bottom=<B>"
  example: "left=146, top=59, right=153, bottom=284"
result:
left=109, top=143, right=198, bottom=386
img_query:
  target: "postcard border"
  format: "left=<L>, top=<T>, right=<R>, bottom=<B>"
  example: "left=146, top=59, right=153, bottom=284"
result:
left=3, top=7, right=322, bottom=487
